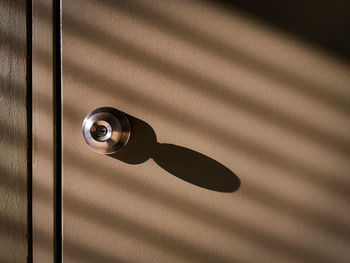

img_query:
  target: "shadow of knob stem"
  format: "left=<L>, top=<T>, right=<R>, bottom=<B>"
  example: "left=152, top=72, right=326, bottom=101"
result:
left=111, top=114, right=240, bottom=192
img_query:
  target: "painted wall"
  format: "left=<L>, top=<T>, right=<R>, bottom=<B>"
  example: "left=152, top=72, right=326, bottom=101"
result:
left=0, top=0, right=349, bottom=262
left=61, top=0, right=350, bottom=262
left=0, top=0, right=28, bottom=262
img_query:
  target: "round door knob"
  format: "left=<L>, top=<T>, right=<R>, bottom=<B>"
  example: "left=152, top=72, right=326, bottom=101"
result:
left=82, top=107, right=131, bottom=154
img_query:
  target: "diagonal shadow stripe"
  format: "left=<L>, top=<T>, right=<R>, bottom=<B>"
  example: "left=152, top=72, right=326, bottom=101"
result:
left=2, top=35, right=350, bottom=201
left=3, top=100, right=348, bottom=263
left=31, top=131, right=350, bottom=263
left=32, top=1, right=350, bottom=159
left=209, top=0, right=350, bottom=60
left=5, top=30, right=349, bottom=200
left=0, top=213, right=130, bottom=263
left=4, top=1, right=348, bottom=262
left=5, top=1, right=348, bottom=197
left=62, top=59, right=350, bottom=199
left=62, top=8, right=350, bottom=159
left=3, top=77, right=350, bottom=258
left=3, top=104, right=350, bottom=255
left=29, top=172, right=341, bottom=263
left=92, top=0, right=350, bottom=114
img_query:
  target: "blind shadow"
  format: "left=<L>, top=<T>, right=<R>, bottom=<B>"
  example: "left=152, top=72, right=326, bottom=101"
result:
left=16, top=2, right=349, bottom=197
left=92, top=0, right=350, bottom=114
left=59, top=11, right=350, bottom=158
left=210, top=0, right=350, bottom=61
left=111, top=114, right=240, bottom=192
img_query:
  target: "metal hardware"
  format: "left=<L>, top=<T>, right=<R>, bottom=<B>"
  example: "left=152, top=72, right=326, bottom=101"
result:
left=82, top=107, right=131, bottom=154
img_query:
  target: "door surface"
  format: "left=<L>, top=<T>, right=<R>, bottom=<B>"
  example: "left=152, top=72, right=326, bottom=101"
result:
left=61, top=1, right=350, bottom=262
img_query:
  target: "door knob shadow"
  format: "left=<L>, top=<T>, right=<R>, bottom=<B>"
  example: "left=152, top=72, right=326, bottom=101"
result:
left=111, top=115, right=240, bottom=192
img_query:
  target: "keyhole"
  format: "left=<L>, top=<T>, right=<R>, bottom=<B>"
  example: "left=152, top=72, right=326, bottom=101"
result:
left=90, top=121, right=112, bottom=142
left=96, top=125, right=107, bottom=137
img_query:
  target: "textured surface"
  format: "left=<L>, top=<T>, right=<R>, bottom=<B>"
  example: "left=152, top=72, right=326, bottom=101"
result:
left=32, top=0, right=55, bottom=261
left=0, top=0, right=28, bottom=262
left=62, top=0, right=350, bottom=262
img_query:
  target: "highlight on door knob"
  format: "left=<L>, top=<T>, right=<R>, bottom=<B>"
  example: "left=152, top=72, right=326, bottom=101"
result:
left=82, top=107, right=131, bottom=154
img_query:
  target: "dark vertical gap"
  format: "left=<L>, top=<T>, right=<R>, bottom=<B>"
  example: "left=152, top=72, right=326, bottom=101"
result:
left=53, top=0, right=62, bottom=262
left=26, top=0, right=33, bottom=261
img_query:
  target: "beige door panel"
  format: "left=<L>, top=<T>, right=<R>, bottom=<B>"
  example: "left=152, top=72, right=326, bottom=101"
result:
left=61, top=0, right=350, bottom=262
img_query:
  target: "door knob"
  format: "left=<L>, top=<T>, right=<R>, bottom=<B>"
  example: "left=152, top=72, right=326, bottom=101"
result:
left=82, top=107, right=131, bottom=154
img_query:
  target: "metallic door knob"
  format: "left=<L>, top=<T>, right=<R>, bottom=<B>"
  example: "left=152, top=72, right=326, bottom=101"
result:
left=82, top=107, right=131, bottom=154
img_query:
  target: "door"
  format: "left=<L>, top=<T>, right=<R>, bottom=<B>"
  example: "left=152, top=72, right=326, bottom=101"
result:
left=61, top=0, right=350, bottom=262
